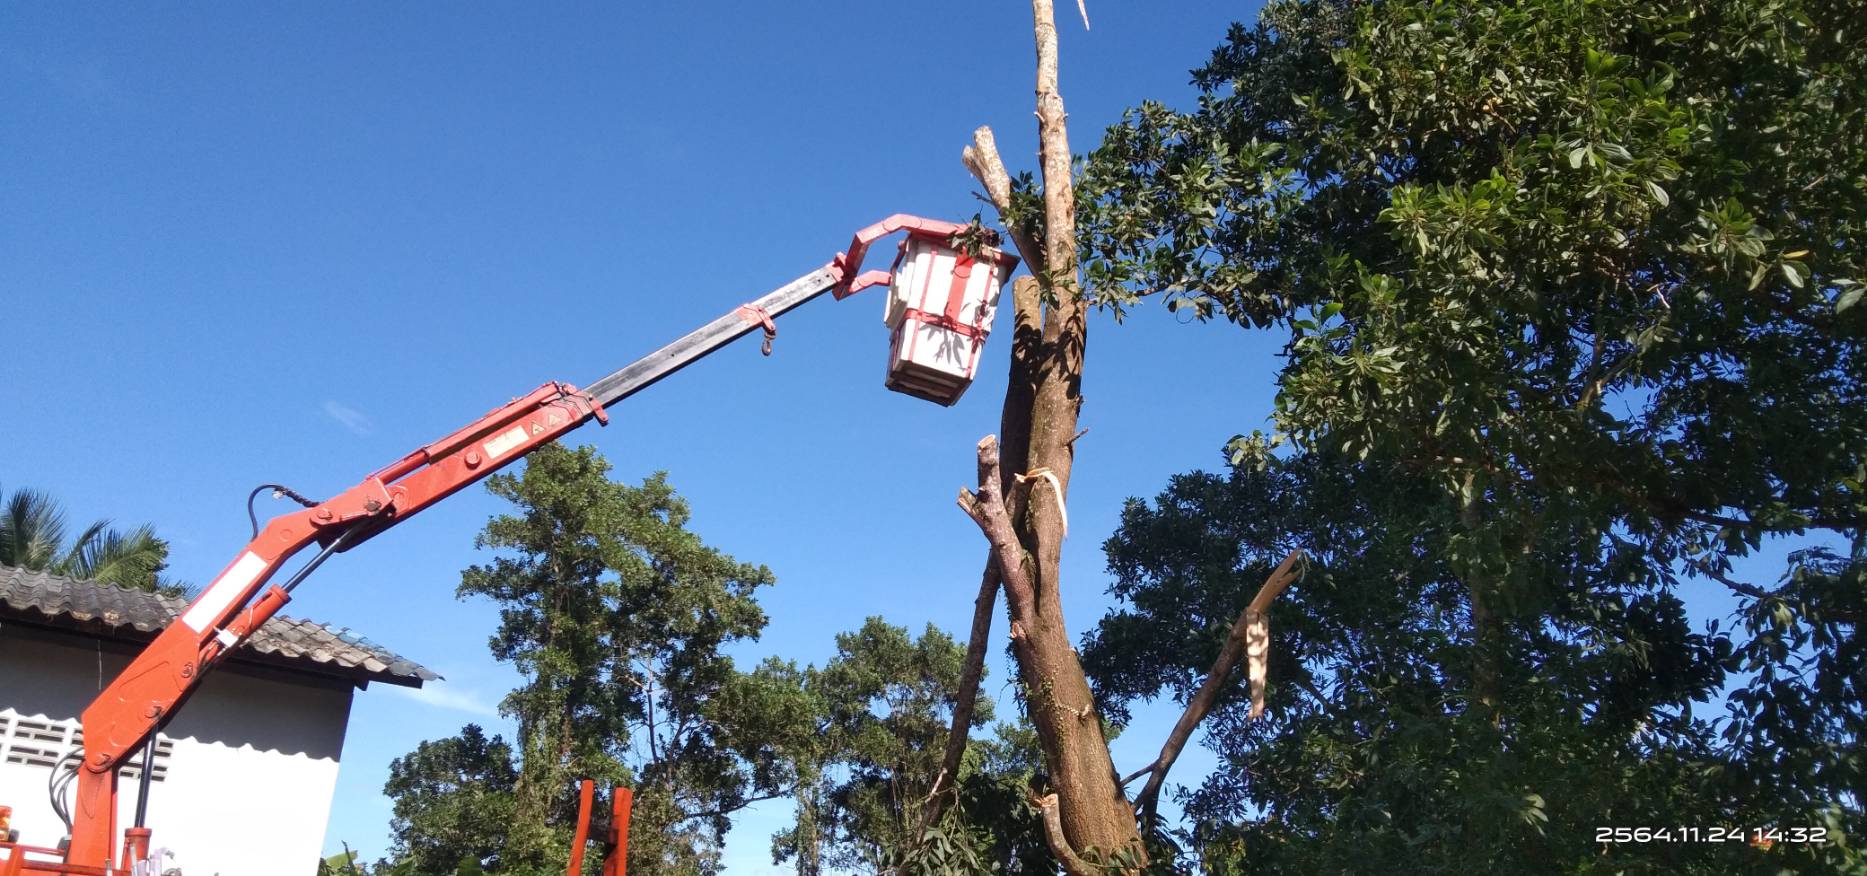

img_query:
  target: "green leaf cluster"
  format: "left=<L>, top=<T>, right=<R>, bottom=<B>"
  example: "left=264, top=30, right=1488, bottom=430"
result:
left=1085, top=456, right=1834, bottom=873
left=378, top=724, right=519, bottom=875
left=763, top=618, right=1047, bottom=874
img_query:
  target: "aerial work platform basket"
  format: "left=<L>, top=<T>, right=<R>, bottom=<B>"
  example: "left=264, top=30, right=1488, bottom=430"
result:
left=832, top=215, right=1019, bottom=405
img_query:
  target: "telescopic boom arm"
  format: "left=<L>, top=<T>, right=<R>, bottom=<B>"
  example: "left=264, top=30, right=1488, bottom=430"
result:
left=48, top=215, right=997, bottom=873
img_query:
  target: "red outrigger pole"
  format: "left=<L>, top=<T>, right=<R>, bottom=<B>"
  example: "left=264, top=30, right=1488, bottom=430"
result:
left=565, top=780, right=633, bottom=876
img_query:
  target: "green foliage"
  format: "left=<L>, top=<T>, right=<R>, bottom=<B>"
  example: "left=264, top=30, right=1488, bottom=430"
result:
left=457, top=442, right=779, bottom=874
left=0, top=483, right=178, bottom=593
left=951, top=722, right=1052, bottom=874
left=380, top=724, right=518, bottom=875
left=317, top=848, right=369, bottom=876
left=840, top=721, right=1052, bottom=875
left=868, top=811, right=998, bottom=876
left=767, top=617, right=1008, bottom=873
left=1722, top=547, right=1865, bottom=842
left=380, top=443, right=784, bottom=875
left=378, top=451, right=1044, bottom=874
left=1077, top=0, right=1864, bottom=569
left=1077, top=0, right=1862, bottom=870
left=1086, top=456, right=1811, bottom=872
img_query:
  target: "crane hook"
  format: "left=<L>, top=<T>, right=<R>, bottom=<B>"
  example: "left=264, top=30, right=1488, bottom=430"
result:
left=735, top=304, right=778, bottom=356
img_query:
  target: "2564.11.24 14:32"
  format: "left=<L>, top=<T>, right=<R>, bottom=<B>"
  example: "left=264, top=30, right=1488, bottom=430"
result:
left=1594, top=826, right=1829, bottom=845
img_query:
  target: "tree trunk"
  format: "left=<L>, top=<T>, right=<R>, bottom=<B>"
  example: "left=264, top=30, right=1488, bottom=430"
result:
left=961, top=439, right=1140, bottom=870
left=1459, top=484, right=1503, bottom=721
left=940, top=7, right=1306, bottom=871
left=948, top=4, right=1146, bottom=869
left=1012, top=576, right=1139, bottom=868
left=795, top=784, right=822, bottom=876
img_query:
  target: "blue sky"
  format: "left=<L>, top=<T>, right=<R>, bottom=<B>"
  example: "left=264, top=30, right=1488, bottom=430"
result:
left=2, top=2, right=1284, bottom=869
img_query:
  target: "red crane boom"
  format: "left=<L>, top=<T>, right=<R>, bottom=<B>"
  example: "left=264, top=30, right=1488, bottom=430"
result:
left=1, top=215, right=1013, bottom=876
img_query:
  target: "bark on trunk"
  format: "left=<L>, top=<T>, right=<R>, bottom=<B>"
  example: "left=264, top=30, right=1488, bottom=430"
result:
left=960, top=439, right=1139, bottom=870
left=995, top=3, right=1145, bottom=867
left=935, top=5, right=1308, bottom=870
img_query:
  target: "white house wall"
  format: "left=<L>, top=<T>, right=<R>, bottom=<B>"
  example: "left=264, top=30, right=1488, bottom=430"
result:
left=1, top=625, right=355, bottom=876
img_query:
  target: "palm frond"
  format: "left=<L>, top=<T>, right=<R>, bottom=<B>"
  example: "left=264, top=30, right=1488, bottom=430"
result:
left=60, top=523, right=171, bottom=592
left=60, top=519, right=112, bottom=570
left=0, top=484, right=69, bottom=570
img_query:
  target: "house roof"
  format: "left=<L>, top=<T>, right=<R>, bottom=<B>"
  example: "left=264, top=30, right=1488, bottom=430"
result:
left=0, top=564, right=436, bottom=688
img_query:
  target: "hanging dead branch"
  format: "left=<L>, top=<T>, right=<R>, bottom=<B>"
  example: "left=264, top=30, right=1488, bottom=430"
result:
left=1130, top=550, right=1305, bottom=821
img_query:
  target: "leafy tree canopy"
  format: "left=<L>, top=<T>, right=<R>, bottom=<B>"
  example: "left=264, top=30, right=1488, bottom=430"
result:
left=379, top=724, right=518, bottom=875
left=1086, top=454, right=1837, bottom=872
left=1079, top=0, right=1863, bottom=565
left=1075, top=0, right=1863, bottom=871
left=741, top=616, right=1054, bottom=875
left=385, top=443, right=783, bottom=875
left=766, top=617, right=1001, bottom=873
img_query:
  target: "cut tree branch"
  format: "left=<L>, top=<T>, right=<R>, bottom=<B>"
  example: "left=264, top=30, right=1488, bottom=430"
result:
left=914, top=557, right=1001, bottom=838
left=1132, top=550, right=1304, bottom=821
left=962, top=126, right=1045, bottom=279
left=957, top=436, right=1039, bottom=633
left=1032, top=793, right=1096, bottom=875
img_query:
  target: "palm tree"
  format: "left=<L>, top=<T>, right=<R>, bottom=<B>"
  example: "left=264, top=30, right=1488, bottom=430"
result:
left=0, top=484, right=176, bottom=593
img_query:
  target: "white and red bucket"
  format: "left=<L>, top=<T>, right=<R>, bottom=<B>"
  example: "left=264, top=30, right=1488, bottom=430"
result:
left=831, top=215, right=1018, bottom=406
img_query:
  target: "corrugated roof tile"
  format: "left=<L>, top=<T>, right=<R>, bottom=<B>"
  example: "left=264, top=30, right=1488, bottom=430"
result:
left=0, top=565, right=434, bottom=687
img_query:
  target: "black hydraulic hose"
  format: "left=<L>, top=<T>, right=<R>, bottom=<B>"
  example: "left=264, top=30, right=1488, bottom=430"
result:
left=34, top=492, right=374, bottom=846
left=246, top=483, right=322, bottom=538
left=48, top=748, right=81, bottom=832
